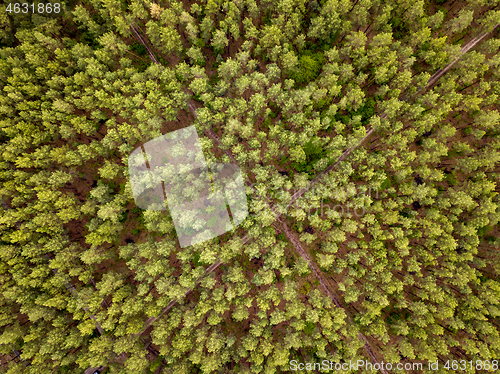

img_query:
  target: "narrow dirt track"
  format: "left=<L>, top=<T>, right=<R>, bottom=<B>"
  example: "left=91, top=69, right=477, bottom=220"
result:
left=425, top=24, right=499, bottom=89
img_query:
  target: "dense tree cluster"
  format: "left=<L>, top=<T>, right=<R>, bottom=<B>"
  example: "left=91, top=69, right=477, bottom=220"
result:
left=1, top=0, right=500, bottom=372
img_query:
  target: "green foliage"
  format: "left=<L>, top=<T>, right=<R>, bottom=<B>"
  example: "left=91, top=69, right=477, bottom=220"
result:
left=289, top=51, right=326, bottom=86
left=354, top=98, right=376, bottom=124
left=390, top=17, right=410, bottom=40
left=130, top=42, right=147, bottom=56
left=380, top=176, right=393, bottom=190
left=304, top=321, right=316, bottom=335
left=299, top=281, right=311, bottom=295
left=477, top=225, right=493, bottom=238
left=291, top=138, right=325, bottom=173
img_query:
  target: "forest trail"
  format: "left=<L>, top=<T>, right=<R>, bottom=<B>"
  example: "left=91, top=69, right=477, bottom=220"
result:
left=425, top=24, right=499, bottom=89
left=129, top=25, right=159, bottom=64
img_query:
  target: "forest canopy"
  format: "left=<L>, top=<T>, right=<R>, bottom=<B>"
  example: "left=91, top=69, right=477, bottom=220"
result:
left=1, top=0, right=500, bottom=373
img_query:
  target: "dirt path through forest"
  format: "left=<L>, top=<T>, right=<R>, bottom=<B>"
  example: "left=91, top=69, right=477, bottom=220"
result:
left=425, top=24, right=499, bottom=89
